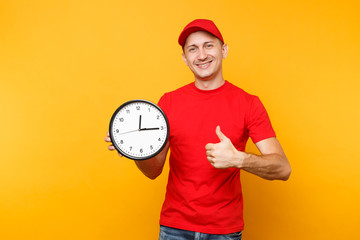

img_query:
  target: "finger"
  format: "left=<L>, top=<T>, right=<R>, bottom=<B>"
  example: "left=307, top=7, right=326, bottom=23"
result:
left=108, top=145, right=115, bottom=151
left=208, top=158, right=216, bottom=168
left=205, top=143, right=215, bottom=150
left=216, top=126, right=228, bottom=142
left=206, top=150, right=214, bottom=157
left=105, top=136, right=112, bottom=142
left=207, top=157, right=215, bottom=164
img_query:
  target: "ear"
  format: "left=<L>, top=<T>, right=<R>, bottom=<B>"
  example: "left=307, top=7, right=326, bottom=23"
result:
left=182, top=52, right=189, bottom=66
left=222, top=43, right=229, bottom=59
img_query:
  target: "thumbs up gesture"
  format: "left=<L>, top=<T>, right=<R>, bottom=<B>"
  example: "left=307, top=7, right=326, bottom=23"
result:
left=205, top=126, right=246, bottom=169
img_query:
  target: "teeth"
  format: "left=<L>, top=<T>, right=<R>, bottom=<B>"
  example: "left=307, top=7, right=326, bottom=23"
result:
left=197, top=62, right=210, bottom=68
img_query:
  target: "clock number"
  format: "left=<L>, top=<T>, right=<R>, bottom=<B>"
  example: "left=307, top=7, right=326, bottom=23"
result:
left=110, top=100, right=168, bottom=160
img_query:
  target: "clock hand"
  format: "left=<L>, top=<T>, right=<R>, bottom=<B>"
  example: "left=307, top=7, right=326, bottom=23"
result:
left=139, top=115, right=142, bottom=130
left=118, top=129, right=139, bottom=135
left=139, top=127, right=160, bottom=131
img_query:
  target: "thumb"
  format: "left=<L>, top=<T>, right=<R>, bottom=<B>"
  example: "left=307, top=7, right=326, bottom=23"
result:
left=216, top=126, right=228, bottom=142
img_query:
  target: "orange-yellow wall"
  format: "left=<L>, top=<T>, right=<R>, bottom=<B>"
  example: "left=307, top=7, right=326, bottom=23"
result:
left=1, top=0, right=359, bottom=239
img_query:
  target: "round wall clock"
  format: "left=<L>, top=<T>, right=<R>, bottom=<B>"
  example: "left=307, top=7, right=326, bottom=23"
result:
left=109, top=99, right=169, bottom=160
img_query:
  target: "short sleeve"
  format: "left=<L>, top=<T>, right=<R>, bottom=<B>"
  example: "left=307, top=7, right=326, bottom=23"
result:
left=157, top=93, right=169, bottom=116
left=246, top=96, right=276, bottom=143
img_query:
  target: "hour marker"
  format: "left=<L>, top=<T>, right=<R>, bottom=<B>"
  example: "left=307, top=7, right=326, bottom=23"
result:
left=109, top=100, right=169, bottom=161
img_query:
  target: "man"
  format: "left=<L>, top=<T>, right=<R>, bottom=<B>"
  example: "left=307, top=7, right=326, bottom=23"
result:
left=105, top=19, right=291, bottom=240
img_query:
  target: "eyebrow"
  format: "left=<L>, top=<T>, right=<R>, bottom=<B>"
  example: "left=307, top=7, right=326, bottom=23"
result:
left=185, top=41, right=215, bottom=50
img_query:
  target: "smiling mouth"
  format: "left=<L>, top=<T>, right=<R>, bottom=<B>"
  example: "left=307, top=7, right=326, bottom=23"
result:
left=196, top=60, right=213, bottom=69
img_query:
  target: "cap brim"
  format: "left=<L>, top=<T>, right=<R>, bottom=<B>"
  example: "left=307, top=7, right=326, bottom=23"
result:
left=178, top=26, right=209, bottom=47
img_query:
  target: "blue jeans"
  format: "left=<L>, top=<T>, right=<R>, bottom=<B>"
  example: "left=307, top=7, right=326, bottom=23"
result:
left=159, top=225, right=242, bottom=240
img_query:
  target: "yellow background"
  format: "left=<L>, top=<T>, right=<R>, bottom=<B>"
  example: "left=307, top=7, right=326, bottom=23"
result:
left=1, top=0, right=359, bottom=239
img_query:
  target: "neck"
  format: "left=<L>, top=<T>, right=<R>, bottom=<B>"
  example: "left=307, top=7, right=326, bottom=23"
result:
left=194, top=75, right=225, bottom=90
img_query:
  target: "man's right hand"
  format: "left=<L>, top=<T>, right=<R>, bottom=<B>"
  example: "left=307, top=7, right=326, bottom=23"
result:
left=105, top=131, right=123, bottom=157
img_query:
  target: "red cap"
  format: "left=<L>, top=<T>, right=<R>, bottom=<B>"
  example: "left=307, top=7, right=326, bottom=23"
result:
left=178, top=19, right=224, bottom=47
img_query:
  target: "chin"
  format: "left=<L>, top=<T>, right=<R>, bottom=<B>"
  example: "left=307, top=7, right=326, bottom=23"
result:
left=198, top=77, right=213, bottom=81
left=194, top=71, right=212, bottom=80
left=196, top=71, right=217, bottom=81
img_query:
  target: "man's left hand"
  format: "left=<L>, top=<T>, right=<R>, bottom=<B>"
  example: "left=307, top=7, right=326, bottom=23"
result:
left=205, top=126, right=247, bottom=169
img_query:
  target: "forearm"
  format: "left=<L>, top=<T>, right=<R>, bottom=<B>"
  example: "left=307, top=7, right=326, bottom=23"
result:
left=206, top=129, right=291, bottom=181
left=238, top=152, right=291, bottom=181
left=106, top=131, right=169, bottom=180
left=134, top=142, right=170, bottom=180
left=134, top=157, right=165, bottom=180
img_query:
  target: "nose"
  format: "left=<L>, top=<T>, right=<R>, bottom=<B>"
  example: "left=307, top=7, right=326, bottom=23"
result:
left=198, top=47, right=207, bottom=60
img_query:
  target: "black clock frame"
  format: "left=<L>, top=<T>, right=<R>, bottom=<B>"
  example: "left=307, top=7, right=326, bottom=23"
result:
left=109, top=99, right=169, bottom=161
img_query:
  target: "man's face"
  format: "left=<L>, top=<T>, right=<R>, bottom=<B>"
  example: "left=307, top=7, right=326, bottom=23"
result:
left=182, top=31, right=228, bottom=81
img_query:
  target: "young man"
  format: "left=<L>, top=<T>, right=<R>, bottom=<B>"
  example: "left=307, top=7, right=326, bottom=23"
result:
left=106, top=19, right=291, bottom=240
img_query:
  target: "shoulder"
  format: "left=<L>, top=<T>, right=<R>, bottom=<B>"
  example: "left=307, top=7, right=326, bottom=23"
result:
left=158, top=83, right=193, bottom=108
left=226, top=81, right=259, bottom=102
left=159, top=82, right=193, bottom=100
left=167, top=82, right=193, bottom=95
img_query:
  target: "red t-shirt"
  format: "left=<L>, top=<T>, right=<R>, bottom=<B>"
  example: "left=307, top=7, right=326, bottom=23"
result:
left=158, top=81, right=276, bottom=234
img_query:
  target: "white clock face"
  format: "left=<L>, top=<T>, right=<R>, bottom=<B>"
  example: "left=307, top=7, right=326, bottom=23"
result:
left=109, top=100, right=169, bottom=160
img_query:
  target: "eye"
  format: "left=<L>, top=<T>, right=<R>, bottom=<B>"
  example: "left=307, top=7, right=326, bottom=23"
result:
left=188, top=47, right=196, bottom=53
left=205, top=44, right=213, bottom=49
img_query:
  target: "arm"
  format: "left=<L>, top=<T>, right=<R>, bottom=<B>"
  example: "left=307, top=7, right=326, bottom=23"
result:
left=205, top=126, right=291, bottom=181
left=105, top=132, right=170, bottom=180
left=241, top=137, right=291, bottom=180
left=134, top=141, right=170, bottom=180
